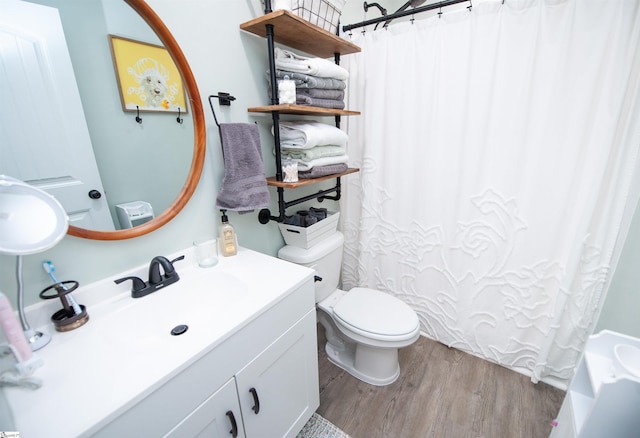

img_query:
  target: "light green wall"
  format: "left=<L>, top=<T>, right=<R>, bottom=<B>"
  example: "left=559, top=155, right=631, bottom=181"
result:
left=595, top=199, right=640, bottom=338
left=0, top=0, right=339, bottom=308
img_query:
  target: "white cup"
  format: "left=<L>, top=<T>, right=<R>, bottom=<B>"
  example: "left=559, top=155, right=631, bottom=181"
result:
left=194, top=239, right=218, bottom=268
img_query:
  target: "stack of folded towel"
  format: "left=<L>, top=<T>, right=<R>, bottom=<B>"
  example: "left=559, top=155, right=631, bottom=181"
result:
left=274, top=120, right=349, bottom=179
left=270, top=48, right=348, bottom=110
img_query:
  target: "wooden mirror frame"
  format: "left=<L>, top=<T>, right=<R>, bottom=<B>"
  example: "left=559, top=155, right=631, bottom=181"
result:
left=68, top=0, right=205, bottom=240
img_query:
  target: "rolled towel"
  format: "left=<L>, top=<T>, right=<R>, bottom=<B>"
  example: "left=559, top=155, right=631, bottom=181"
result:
left=275, top=48, right=349, bottom=80
left=275, top=120, right=348, bottom=149
left=215, top=123, right=270, bottom=213
left=298, top=163, right=349, bottom=179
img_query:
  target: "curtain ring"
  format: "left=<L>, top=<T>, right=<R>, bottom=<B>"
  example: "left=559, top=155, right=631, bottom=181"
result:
left=467, top=0, right=472, bottom=11
left=438, top=5, right=443, bottom=19
left=176, top=107, right=183, bottom=124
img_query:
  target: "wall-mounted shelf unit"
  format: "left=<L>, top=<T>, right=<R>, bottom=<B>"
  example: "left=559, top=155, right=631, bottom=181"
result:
left=240, top=6, right=362, bottom=224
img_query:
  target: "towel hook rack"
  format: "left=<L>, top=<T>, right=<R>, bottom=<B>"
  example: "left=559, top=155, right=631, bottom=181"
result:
left=176, top=107, right=183, bottom=124
left=208, top=93, right=236, bottom=128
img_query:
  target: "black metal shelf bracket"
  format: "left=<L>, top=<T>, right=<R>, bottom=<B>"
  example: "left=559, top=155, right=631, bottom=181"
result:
left=258, top=177, right=343, bottom=224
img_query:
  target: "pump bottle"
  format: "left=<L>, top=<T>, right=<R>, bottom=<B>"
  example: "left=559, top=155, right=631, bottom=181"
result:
left=219, top=210, right=237, bottom=256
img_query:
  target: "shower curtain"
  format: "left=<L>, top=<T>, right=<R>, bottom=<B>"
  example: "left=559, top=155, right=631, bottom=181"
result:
left=340, top=0, right=640, bottom=386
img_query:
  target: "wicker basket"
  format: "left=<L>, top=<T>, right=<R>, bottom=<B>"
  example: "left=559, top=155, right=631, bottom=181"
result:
left=292, top=0, right=345, bottom=33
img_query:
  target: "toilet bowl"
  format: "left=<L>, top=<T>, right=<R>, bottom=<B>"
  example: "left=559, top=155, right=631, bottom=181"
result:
left=278, top=231, right=420, bottom=386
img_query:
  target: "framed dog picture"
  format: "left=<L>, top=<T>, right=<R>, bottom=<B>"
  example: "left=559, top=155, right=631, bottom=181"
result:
left=108, top=35, right=188, bottom=113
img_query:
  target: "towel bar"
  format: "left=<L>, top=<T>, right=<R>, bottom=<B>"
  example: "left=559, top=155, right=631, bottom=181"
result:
left=258, top=178, right=342, bottom=224
left=208, top=93, right=236, bottom=127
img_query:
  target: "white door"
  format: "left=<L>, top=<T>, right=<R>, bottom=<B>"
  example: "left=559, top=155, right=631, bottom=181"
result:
left=0, top=0, right=114, bottom=230
left=164, top=378, right=246, bottom=438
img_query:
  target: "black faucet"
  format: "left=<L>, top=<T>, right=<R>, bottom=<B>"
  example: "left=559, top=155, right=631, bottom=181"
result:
left=114, top=255, right=184, bottom=298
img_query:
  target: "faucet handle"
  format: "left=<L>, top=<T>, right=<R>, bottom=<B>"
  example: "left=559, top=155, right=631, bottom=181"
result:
left=171, top=255, right=185, bottom=265
left=163, top=255, right=185, bottom=278
left=114, top=276, right=146, bottom=293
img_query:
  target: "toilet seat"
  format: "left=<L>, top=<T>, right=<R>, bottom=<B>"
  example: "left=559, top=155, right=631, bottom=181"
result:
left=332, top=288, right=420, bottom=342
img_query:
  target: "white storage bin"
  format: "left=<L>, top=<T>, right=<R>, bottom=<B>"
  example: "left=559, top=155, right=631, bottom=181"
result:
left=278, top=211, right=339, bottom=248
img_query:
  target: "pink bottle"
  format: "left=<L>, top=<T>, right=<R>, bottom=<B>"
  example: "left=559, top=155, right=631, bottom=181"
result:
left=0, top=292, right=32, bottom=363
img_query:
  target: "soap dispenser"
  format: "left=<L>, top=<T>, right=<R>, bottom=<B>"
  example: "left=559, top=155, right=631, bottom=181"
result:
left=219, top=210, right=237, bottom=257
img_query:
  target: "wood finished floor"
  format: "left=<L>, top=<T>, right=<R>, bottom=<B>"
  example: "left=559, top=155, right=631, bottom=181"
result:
left=315, top=325, right=565, bottom=438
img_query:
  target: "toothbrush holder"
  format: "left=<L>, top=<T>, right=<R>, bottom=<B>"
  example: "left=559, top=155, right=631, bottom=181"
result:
left=39, top=281, right=89, bottom=332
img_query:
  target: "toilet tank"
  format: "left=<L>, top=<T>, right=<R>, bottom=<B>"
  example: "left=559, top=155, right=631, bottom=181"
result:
left=278, top=231, right=344, bottom=303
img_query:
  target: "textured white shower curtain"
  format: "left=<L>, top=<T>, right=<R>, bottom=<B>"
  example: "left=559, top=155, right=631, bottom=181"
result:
left=340, top=0, right=640, bottom=386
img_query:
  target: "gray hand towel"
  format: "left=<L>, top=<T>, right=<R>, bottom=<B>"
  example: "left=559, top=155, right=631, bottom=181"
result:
left=215, top=123, right=270, bottom=213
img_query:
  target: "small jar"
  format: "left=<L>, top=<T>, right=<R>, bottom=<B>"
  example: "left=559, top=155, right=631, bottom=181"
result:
left=278, top=76, right=296, bottom=105
left=282, top=159, right=298, bottom=183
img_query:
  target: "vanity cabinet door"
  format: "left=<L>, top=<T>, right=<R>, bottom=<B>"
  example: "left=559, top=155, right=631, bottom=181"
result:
left=236, top=310, right=319, bottom=438
left=164, top=377, right=246, bottom=438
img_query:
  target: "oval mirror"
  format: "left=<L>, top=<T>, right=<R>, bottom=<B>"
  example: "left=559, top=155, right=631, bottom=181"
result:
left=0, top=0, right=205, bottom=241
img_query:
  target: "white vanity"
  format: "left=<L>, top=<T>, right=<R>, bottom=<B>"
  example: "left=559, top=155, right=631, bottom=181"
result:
left=3, top=247, right=319, bottom=437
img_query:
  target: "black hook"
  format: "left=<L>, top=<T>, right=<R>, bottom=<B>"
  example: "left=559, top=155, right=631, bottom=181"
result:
left=135, top=105, right=142, bottom=124
left=176, top=107, right=183, bottom=124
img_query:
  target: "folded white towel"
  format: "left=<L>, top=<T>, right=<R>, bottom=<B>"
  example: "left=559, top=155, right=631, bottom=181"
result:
left=275, top=48, right=349, bottom=81
left=281, top=145, right=346, bottom=162
left=275, top=120, right=348, bottom=149
left=294, top=154, right=349, bottom=171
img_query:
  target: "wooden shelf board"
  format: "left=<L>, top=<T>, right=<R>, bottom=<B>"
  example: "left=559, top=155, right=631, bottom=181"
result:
left=267, top=167, right=359, bottom=188
left=240, top=10, right=361, bottom=58
left=249, top=104, right=360, bottom=116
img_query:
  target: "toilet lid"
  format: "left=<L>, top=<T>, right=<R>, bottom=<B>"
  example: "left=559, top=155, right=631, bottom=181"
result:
left=333, top=288, right=419, bottom=338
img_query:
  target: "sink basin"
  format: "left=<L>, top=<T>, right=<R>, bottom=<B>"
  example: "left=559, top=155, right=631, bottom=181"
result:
left=613, top=344, right=640, bottom=378
left=101, top=271, right=249, bottom=353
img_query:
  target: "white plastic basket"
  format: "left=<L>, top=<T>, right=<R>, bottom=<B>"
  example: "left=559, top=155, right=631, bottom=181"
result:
left=278, top=211, right=339, bottom=248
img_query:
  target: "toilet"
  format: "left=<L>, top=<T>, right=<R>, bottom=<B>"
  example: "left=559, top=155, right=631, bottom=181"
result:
left=278, top=231, right=420, bottom=386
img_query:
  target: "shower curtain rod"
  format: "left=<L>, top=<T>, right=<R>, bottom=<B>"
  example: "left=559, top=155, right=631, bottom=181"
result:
left=342, top=0, right=470, bottom=32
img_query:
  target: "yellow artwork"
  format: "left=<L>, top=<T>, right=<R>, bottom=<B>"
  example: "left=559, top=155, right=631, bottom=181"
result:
left=108, top=35, right=187, bottom=113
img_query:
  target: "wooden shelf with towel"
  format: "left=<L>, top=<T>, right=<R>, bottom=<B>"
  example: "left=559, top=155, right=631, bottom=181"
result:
left=240, top=4, right=361, bottom=223
left=267, top=167, right=359, bottom=188
left=240, top=9, right=360, bottom=58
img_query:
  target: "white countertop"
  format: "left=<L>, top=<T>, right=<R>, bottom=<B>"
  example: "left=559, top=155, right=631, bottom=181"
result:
left=3, top=246, right=313, bottom=437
